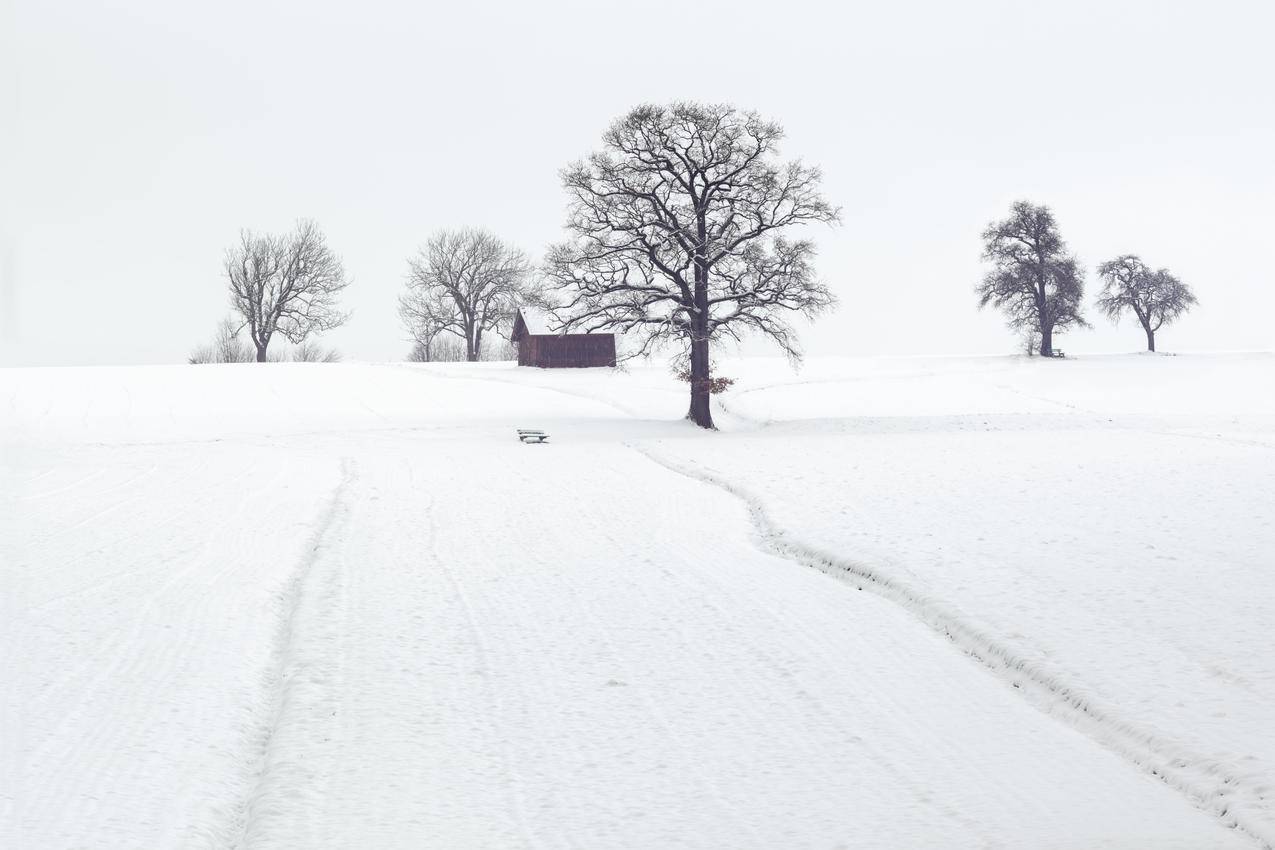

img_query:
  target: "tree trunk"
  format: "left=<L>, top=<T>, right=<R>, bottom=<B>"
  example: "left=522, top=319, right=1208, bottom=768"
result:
left=687, top=225, right=715, bottom=429
left=255, top=342, right=268, bottom=363
left=687, top=335, right=713, bottom=428
left=1034, top=261, right=1051, bottom=357
left=1145, top=327, right=1156, bottom=352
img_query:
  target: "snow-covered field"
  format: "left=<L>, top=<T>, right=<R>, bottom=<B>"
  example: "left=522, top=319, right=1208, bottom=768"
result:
left=4, top=353, right=1273, bottom=849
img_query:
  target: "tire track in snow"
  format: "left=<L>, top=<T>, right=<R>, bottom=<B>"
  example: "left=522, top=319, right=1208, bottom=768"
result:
left=229, top=458, right=356, bottom=850
left=21, top=460, right=294, bottom=824
left=628, top=442, right=1273, bottom=849
left=416, top=462, right=549, bottom=850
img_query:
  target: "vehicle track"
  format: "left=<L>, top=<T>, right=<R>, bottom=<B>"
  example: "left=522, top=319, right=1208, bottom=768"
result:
left=230, top=458, right=357, bottom=849
left=629, top=442, right=1272, bottom=849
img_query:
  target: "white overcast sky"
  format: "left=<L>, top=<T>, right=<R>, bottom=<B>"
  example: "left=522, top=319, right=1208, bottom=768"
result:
left=2, top=0, right=1272, bottom=366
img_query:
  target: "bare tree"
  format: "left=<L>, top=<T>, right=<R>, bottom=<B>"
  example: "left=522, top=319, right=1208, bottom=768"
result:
left=543, top=102, right=839, bottom=429
left=406, top=335, right=516, bottom=363
left=400, top=228, right=531, bottom=362
left=289, top=340, right=343, bottom=362
left=188, top=316, right=254, bottom=364
left=407, top=340, right=435, bottom=362
left=1020, top=328, right=1042, bottom=357
left=1096, top=255, right=1196, bottom=352
left=481, top=338, right=517, bottom=362
left=226, top=219, right=350, bottom=362
left=397, top=282, right=454, bottom=363
left=978, top=201, right=1087, bottom=357
left=408, top=336, right=466, bottom=362
left=407, top=337, right=460, bottom=363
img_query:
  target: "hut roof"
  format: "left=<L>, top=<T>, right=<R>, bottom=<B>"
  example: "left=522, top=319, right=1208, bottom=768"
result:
left=512, top=307, right=553, bottom=341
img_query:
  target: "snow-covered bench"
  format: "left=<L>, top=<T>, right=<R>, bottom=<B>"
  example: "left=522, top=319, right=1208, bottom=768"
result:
left=518, top=429, right=549, bottom=444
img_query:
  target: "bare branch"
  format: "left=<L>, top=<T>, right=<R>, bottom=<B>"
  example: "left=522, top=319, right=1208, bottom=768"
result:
left=976, top=201, right=1088, bottom=356
left=399, top=228, right=533, bottom=362
left=544, top=102, right=839, bottom=427
left=225, top=219, right=350, bottom=361
left=1096, top=255, right=1196, bottom=351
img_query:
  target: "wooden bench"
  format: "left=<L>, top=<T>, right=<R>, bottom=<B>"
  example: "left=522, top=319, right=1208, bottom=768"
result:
left=517, top=429, right=549, bottom=444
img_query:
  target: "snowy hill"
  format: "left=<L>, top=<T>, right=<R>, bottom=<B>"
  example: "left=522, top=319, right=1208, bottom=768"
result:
left=5, top=354, right=1273, bottom=849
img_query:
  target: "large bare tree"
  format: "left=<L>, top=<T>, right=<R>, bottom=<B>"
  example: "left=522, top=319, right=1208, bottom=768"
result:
left=543, top=102, right=838, bottom=429
left=1096, top=255, right=1196, bottom=352
left=399, top=228, right=531, bottom=362
left=978, top=201, right=1087, bottom=357
left=226, top=219, right=350, bottom=362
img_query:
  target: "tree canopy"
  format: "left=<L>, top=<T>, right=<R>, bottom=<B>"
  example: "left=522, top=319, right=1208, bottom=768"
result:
left=978, top=201, right=1087, bottom=357
left=1096, top=254, right=1196, bottom=352
left=544, top=102, right=838, bottom=427
left=226, top=219, right=349, bottom=362
left=400, top=228, right=532, bottom=362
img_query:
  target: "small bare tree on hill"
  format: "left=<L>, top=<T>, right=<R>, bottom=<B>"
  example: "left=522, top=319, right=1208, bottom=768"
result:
left=398, top=281, right=455, bottom=363
left=289, top=340, right=342, bottom=362
left=226, top=219, right=350, bottom=362
left=406, top=336, right=515, bottom=363
left=1096, top=255, right=1196, bottom=352
left=544, top=102, right=839, bottom=429
left=188, top=317, right=254, bottom=364
left=978, top=201, right=1087, bottom=357
left=399, top=228, right=531, bottom=362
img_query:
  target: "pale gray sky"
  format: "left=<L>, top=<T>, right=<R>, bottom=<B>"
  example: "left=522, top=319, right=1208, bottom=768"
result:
left=2, top=0, right=1272, bottom=366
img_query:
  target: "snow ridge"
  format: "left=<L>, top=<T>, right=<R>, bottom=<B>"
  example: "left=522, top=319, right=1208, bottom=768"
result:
left=630, top=443, right=1272, bottom=849
left=229, top=458, right=356, bottom=850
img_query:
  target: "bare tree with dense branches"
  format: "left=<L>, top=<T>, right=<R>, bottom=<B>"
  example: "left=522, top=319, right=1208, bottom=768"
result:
left=226, top=219, right=350, bottom=362
left=399, top=228, right=532, bottom=362
left=188, top=317, right=254, bottom=364
left=397, top=280, right=454, bottom=363
left=543, top=102, right=839, bottom=429
left=289, top=340, right=342, bottom=362
left=1096, top=255, right=1196, bottom=352
left=978, top=201, right=1087, bottom=357
left=405, top=336, right=515, bottom=363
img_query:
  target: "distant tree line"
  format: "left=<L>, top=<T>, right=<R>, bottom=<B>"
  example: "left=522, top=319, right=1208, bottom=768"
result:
left=191, top=102, right=1204, bottom=429
left=394, top=103, right=836, bottom=428
left=978, top=201, right=1197, bottom=356
left=195, top=102, right=838, bottom=429
left=405, top=336, right=517, bottom=363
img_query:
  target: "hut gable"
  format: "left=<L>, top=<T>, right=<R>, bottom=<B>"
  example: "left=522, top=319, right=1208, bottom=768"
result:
left=511, top=307, right=616, bottom=369
left=510, top=307, right=552, bottom=342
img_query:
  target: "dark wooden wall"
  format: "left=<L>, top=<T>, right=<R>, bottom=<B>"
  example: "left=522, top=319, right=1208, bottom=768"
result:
left=518, top=334, right=616, bottom=368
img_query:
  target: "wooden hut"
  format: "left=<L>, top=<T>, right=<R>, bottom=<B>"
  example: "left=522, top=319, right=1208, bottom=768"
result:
left=510, top=308, right=616, bottom=368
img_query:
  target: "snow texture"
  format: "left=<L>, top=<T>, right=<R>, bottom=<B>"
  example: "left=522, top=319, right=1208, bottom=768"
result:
left=4, top=354, right=1271, bottom=849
